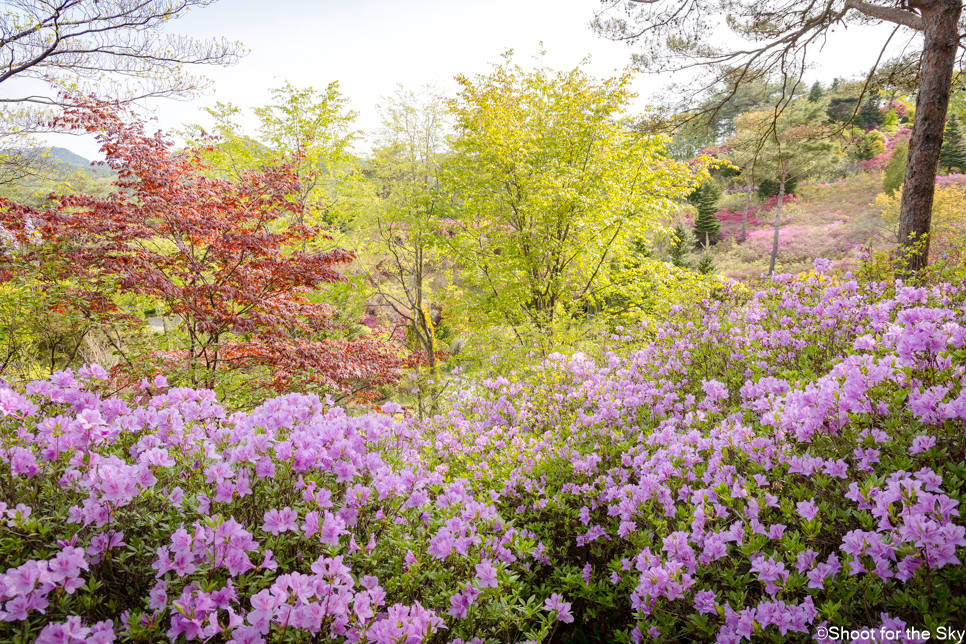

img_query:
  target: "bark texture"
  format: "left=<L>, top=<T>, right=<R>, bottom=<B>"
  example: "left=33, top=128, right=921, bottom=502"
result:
left=899, top=0, right=963, bottom=270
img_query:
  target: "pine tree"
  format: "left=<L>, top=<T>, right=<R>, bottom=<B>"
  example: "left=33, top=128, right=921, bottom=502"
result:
left=667, top=224, right=693, bottom=268
left=940, top=114, right=966, bottom=173
left=686, top=180, right=720, bottom=214
left=688, top=180, right=721, bottom=247
left=808, top=82, right=823, bottom=103
left=884, top=141, right=908, bottom=196
left=695, top=252, right=716, bottom=275
left=859, top=94, right=883, bottom=128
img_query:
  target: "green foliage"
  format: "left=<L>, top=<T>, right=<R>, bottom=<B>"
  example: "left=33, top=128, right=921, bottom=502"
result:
left=687, top=180, right=721, bottom=216
left=884, top=141, right=908, bottom=196
left=827, top=97, right=858, bottom=124
left=940, top=114, right=966, bottom=173
left=733, top=101, right=840, bottom=192
left=694, top=251, right=716, bottom=274
left=667, top=224, right=695, bottom=268
left=881, top=109, right=899, bottom=135
left=182, top=81, right=358, bottom=228
left=356, top=84, right=452, bottom=417
left=693, top=211, right=721, bottom=247
left=441, top=54, right=697, bottom=335
left=758, top=176, right=798, bottom=198
left=807, top=81, right=824, bottom=103
left=858, top=92, right=884, bottom=128
left=848, top=128, right=887, bottom=162
left=689, top=181, right=722, bottom=246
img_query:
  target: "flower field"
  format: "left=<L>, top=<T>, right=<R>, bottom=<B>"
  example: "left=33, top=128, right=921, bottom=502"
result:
left=2, top=262, right=966, bottom=643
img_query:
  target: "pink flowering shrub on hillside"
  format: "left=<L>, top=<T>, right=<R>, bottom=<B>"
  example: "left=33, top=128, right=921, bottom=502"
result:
left=2, top=262, right=966, bottom=642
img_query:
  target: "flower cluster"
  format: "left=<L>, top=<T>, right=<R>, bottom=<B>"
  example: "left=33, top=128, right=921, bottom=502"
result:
left=2, top=263, right=966, bottom=642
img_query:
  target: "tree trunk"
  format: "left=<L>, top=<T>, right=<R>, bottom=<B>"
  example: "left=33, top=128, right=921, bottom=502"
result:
left=899, top=0, right=963, bottom=270
left=768, top=178, right=785, bottom=276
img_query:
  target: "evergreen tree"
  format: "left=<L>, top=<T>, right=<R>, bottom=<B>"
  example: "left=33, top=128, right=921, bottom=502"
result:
left=687, top=180, right=721, bottom=247
left=687, top=180, right=721, bottom=215
left=667, top=224, right=693, bottom=268
left=884, top=141, right=908, bottom=196
left=808, top=82, right=823, bottom=103
left=859, top=93, right=883, bottom=128
left=695, top=252, right=716, bottom=275
left=693, top=210, right=721, bottom=248
left=827, top=97, right=858, bottom=124
left=940, top=114, right=966, bottom=173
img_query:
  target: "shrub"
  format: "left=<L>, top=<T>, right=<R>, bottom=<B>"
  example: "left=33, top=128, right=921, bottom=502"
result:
left=3, top=266, right=966, bottom=643
left=878, top=180, right=966, bottom=255
left=883, top=141, right=908, bottom=196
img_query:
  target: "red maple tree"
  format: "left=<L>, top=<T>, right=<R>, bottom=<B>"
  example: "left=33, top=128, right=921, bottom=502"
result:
left=0, top=96, right=405, bottom=400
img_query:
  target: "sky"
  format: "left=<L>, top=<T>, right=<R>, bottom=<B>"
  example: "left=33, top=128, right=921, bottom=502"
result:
left=14, top=0, right=908, bottom=161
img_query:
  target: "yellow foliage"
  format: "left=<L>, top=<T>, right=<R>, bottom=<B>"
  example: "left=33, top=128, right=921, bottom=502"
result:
left=599, top=258, right=721, bottom=326
left=878, top=182, right=966, bottom=254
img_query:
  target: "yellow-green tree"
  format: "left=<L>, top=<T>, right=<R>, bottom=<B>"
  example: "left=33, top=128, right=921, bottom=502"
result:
left=878, top=180, right=966, bottom=257
left=442, top=55, right=697, bottom=334
left=357, top=85, right=451, bottom=417
left=731, top=100, right=840, bottom=275
left=182, top=82, right=358, bottom=228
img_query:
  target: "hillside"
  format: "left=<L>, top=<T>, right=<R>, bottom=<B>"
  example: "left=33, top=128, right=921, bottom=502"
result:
left=43, top=146, right=115, bottom=178
left=711, top=172, right=890, bottom=280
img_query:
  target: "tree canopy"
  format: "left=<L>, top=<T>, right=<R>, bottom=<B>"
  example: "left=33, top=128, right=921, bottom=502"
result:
left=442, top=55, right=698, bottom=333
left=1, top=0, right=245, bottom=106
left=0, top=0, right=246, bottom=191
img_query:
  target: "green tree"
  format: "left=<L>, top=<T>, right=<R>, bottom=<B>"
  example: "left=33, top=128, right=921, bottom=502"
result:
left=808, top=82, right=824, bottom=103
left=859, top=93, right=885, bottom=129
left=827, top=97, right=859, bottom=126
left=940, top=114, right=966, bottom=173
left=884, top=141, right=909, bottom=196
left=666, top=224, right=695, bottom=268
left=358, top=85, right=451, bottom=417
left=695, top=251, right=716, bottom=275
left=881, top=109, right=900, bottom=135
left=688, top=181, right=721, bottom=247
left=731, top=100, right=840, bottom=275
left=443, top=55, right=696, bottom=335
left=594, top=0, right=965, bottom=270
left=848, top=128, right=887, bottom=162
left=183, top=82, right=358, bottom=229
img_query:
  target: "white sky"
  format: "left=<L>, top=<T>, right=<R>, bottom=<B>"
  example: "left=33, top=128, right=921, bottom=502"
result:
left=16, top=0, right=907, bottom=161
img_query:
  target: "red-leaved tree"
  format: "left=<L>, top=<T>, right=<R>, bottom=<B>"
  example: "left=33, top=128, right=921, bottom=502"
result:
left=0, top=97, right=405, bottom=401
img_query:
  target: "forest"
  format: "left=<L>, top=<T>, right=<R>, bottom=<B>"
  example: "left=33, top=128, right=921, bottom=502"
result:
left=2, top=0, right=966, bottom=642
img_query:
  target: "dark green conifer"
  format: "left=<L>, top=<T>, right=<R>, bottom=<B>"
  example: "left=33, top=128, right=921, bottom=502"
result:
left=689, top=180, right=721, bottom=247
left=667, top=225, right=691, bottom=268
left=695, top=252, right=716, bottom=275
left=808, top=82, right=823, bottom=103
left=859, top=93, right=883, bottom=128
left=940, top=114, right=966, bottom=173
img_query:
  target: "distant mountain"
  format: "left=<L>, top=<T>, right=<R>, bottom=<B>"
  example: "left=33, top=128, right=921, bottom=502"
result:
left=46, top=147, right=94, bottom=167
left=40, top=147, right=115, bottom=179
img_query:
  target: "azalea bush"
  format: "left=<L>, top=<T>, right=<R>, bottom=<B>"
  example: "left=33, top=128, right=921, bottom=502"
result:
left=2, top=260, right=966, bottom=643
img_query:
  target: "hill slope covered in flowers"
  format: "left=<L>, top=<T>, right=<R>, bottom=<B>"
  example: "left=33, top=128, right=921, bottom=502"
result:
left=2, top=261, right=966, bottom=643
